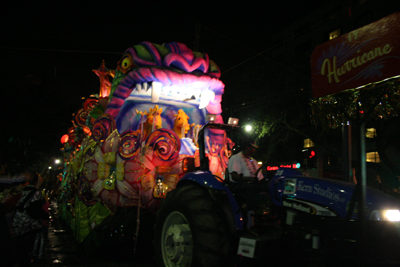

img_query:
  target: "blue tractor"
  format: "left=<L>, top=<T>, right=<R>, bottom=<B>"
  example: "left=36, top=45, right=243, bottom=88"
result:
left=153, top=122, right=400, bottom=266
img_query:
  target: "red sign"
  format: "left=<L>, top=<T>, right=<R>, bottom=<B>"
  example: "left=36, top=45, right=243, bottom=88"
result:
left=266, top=164, right=299, bottom=171
left=311, top=12, right=400, bottom=99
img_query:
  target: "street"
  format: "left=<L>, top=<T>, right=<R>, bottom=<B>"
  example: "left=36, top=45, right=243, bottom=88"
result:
left=32, top=201, right=156, bottom=267
left=30, top=200, right=398, bottom=267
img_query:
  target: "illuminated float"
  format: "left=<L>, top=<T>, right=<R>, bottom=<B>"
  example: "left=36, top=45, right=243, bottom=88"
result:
left=59, top=42, right=233, bottom=242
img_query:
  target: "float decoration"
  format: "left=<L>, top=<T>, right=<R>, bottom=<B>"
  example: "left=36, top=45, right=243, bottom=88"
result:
left=59, top=42, right=235, bottom=243
left=92, top=59, right=115, bottom=99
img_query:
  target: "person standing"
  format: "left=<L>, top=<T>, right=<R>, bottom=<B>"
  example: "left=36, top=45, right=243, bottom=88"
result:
left=33, top=189, right=50, bottom=261
left=12, top=171, right=49, bottom=267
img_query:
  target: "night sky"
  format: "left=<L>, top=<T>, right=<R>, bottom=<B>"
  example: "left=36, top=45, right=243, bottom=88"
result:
left=0, top=1, right=326, bottom=172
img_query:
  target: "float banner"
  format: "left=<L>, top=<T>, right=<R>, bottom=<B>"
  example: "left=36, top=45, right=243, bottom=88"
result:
left=311, top=12, right=400, bottom=99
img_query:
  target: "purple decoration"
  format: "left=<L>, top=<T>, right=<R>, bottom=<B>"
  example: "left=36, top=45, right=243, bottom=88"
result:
left=151, top=68, right=170, bottom=84
left=141, top=42, right=163, bottom=65
left=92, top=113, right=116, bottom=142
left=136, top=68, right=155, bottom=81
left=105, top=42, right=224, bottom=119
left=163, top=53, right=209, bottom=73
left=165, top=69, right=184, bottom=84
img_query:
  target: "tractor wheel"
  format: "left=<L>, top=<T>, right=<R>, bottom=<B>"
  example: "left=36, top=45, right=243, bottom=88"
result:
left=153, top=183, right=230, bottom=267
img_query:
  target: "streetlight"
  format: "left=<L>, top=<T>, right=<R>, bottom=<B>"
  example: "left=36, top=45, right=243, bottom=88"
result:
left=244, top=125, right=252, bottom=132
left=55, top=159, right=60, bottom=165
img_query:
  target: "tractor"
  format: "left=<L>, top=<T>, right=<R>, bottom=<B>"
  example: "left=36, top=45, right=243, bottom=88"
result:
left=153, top=121, right=400, bottom=267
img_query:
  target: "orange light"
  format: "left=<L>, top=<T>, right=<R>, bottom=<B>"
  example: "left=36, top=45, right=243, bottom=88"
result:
left=83, top=126, right=91, bottom=135
left=268, top=164, right=300, bottom=170
left=61, top=134, right=69, bottom=144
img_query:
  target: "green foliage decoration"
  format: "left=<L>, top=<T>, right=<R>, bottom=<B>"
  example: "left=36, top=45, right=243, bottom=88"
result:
left=310, top=77, right=400, bottom=130
left=89, top=104, right=105, bottom=120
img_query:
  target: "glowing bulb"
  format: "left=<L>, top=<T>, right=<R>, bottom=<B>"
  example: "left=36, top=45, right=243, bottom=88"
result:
left=245, top=125, right=252, bottom=132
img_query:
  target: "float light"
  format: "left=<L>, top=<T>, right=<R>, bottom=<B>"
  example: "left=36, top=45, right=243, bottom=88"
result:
left=228, top=117, right=239, bottom=126
left=206, top=114, right=216, bottom=123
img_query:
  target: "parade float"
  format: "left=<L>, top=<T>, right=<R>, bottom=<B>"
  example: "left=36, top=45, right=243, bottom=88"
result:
left=58, top=42, right=233, bottom=248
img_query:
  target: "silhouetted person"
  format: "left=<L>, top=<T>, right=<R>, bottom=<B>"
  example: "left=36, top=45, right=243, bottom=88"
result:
left=33, top=190, right=50, bottom=261
left=12, top=171, right=49, bottom=266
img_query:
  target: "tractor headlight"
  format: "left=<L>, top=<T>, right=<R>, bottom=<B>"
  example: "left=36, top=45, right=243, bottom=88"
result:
left=370, top=210, right=400, bottom=221
left=385, top=210, right=400, bottom=222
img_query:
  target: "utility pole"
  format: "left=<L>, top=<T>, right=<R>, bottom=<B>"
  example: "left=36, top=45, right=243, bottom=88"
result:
left=342, top=122, right=352, bottom=182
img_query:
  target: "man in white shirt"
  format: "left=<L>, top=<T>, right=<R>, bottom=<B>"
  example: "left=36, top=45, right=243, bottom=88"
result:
left=228, top=141, right=266, bottom=214
left=228, top=142, right=263, bottom=183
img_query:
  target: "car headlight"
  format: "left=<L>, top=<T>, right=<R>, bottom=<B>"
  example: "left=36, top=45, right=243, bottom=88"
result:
left=370, top=210, right=400, bottom=221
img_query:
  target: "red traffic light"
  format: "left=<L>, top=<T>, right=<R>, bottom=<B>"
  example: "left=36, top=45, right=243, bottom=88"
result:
left=309, top=150, right=316, bottom=158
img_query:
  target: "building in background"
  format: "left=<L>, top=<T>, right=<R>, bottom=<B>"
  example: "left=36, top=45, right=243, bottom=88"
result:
left=261, top=0, right=400, bottom=189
